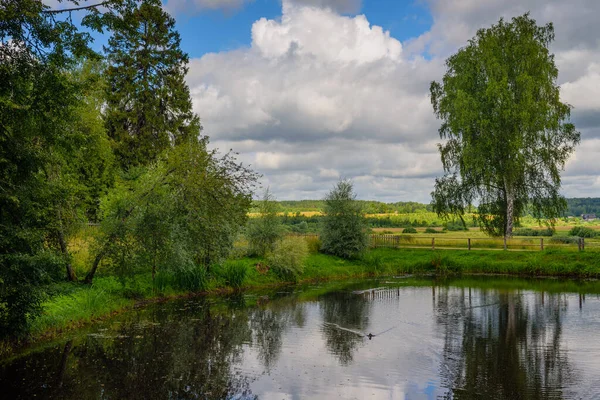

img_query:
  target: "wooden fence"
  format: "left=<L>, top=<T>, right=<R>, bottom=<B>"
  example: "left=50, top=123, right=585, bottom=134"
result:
left=287, top=233, right=594, bottom=252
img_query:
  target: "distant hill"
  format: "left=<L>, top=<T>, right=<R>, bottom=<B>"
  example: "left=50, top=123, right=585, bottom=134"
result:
left=252, top=198, right=600, bottom=217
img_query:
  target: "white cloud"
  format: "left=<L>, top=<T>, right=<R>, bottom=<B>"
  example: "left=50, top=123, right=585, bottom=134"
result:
left=561, top=63, right=600, bottom=111
left=189, top=0, right=600, bottom=201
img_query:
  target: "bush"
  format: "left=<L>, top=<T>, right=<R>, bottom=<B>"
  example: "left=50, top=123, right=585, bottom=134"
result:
left=402, top=227, right=417, bottom=234
left=550, top=236, right=580, bottom=244
left=444, top=221, right=468, bottom=231
left=221, top=260, right=248, bottom=289
left=305, top=236, right=322, bottom=254
left=320, top=180, right=368, bottom=259
left=569, top=226, right=597, bottom=238
left=424, top=227, right=443, bottom=234
left=266, top=237, right=309, bottom=281
left=247, top=189, right=283, bottom=256
left=513, top=228, right=554, bottom=237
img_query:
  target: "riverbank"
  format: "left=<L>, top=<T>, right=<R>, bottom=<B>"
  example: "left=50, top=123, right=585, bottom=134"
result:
left=3, top=247, right=599, bottom=356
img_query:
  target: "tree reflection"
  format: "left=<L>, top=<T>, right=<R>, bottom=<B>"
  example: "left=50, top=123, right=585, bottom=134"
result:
left=250, top=298, right=307, bottom=371
left=320, top=291, right=371, bottom=365
left=434, top=286, right=575, bottom=399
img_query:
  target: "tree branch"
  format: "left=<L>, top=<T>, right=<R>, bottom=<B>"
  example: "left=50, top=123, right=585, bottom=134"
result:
left=42, top=1, right=111, bottom=14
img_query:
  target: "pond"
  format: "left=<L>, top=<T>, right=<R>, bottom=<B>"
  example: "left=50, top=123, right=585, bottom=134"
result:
left=3, top=276, right=600, bottom=399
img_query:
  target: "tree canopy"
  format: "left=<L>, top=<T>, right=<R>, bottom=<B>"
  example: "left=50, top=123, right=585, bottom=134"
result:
left=430, top=14, right=580, bottom=238
left=320, top=180, right=368, bottom=259
left=104, top=0, right=201, bottom=169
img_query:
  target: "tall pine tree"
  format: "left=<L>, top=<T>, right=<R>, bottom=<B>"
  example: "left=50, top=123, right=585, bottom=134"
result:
left=104, top=0, right=201, bottom=169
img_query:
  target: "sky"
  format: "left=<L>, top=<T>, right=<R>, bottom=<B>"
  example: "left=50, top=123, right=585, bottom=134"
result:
left=47, top=0, right=600, bottom=203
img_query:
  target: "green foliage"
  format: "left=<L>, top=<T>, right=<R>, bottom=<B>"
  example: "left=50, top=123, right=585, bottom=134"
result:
left=305, top=237, right=322, bottom=254
left=320, top=180, right=369, bottom=259
left=568, top=227, right=597, bottom=238
left=89, top=140, right=257, bottom=284
left=565, top=198, right=600, bottom=217
left=252, top=200, right=432, bottom=214
left=219, top=260, right=248, bottom=289
left=402, top=227, right=417, bottom=234
left=513, top=228, right=554, bottom=237
left=246, top=189, right=284, bottom=256
left=266, top=237, right=309, bottom=281
left=430, top=14, right=580, bottom=238
left=0, top=0, right=113, bottom=337
left=361, top=252, right=384, bottom=275
left=424, top=227, right=443, bottom=234
left=104, top=0, right=201, bottom=169
left=550, top=236, right=580, bottom=244
left=443, top=221, right=468, bottom=231
left=171, top=266, right=208, bottom=292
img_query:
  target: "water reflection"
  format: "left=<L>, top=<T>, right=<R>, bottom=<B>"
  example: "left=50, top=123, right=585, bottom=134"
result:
left=320, top=290, right=371, bottom=365
left=2, top=277, right=600, bottom=399
left=434, top=285, right=575, bottom=399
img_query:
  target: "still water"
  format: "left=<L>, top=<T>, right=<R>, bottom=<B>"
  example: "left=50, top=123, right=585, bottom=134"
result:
left=3, top=276, right=600, bottom=399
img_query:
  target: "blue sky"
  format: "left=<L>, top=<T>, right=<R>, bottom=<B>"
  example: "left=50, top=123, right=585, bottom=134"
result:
left=173, top=0, right=432, bottom=57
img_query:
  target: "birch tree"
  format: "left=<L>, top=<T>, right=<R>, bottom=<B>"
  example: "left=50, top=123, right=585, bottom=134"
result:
left=430, top=14, right=580, bottom=240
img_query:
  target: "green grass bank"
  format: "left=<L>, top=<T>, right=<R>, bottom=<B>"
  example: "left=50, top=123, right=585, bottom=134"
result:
left=3, top=247, right=600, bottom=356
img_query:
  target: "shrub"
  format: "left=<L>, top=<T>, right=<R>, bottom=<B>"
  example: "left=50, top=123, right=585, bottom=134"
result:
left=513, top=228, right=554, bottom=237
left=221, top=260, right=248, bottom=289
left=305, top=236, right=322, bottom=254
left=569, top=226, right=597, bottom=238
left=266, top=237, right=309, bottom=281
left=424, top=227, right=443, bottom=234
left=247, top=188, right=284, bottom=256
left=550, top=236, right=580, bottom=244
left=320, top=180, right=368, bottom=259
left=402, top=227, right=417, bottom=234
left=444, top=221, right=468, bottom=231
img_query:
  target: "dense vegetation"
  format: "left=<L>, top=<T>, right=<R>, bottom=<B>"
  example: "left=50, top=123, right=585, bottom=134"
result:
left=0, top=0, right=256, bottom=341
left=565, top=198, right=600, bottom=216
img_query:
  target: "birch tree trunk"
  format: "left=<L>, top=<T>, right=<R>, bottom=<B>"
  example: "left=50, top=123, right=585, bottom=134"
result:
left=504, top=179, right=515, bottom=245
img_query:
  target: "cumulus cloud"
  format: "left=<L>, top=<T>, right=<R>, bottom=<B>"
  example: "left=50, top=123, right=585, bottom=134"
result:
left=188, top=0, right=600, bottom=201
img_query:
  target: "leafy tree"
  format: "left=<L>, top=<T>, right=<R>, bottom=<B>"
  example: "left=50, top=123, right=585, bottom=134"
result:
left=246, top=188, right=283, bottom=256
left=85, top=139, right=258, bottom=284
left=320, top=180, right=368, bottom=259
left=104, top=0, right=200, bottom=169
left=0, top=0, right=113, bottom=336
left=44, top=60, right=116, bottom=281
left=430, top=14, right=580, bottom=239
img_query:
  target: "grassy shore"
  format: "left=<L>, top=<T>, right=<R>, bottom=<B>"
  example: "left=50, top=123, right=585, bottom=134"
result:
left=2, top=247, right=598, bottom=357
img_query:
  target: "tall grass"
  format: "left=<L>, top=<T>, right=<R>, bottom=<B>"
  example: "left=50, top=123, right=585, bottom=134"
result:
left=220, top=260, right=248, bottom=289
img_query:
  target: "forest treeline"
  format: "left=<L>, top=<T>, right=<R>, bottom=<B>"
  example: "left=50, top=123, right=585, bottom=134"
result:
left=256, top=198, right=600, bottom=217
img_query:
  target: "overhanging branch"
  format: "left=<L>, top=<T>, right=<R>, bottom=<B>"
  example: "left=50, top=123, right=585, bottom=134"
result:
left=42, top=1, right=111, bottom=14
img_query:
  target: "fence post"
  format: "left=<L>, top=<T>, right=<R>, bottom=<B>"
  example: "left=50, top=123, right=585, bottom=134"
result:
left=582, top=237, right=585, bottom=251
left=468, top=238, right=471, bottom=251
left=395, top=235, right=400, bottom=249
left=578, top=237, right=582, bottom=252
left=540, top=238, right=544, bottom=251
left=432, top=237, right=435, bottom=250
